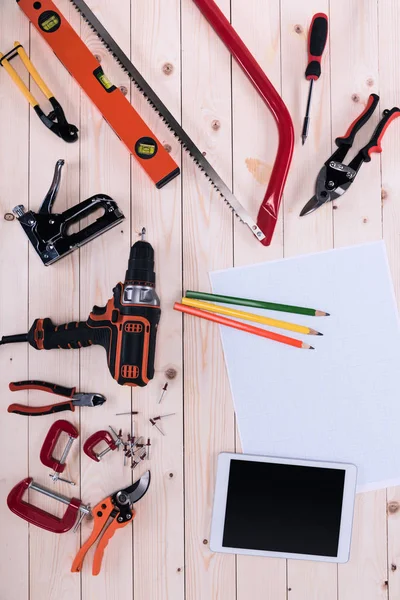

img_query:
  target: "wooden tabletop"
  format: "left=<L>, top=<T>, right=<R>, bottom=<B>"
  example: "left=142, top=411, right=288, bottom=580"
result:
left=1, top=0, right=399, bottom=598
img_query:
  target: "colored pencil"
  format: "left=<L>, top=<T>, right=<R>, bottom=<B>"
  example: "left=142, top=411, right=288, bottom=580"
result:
left=181, top=297, right=322, bottom=336
left=185, top=290, right=329, bottom=317
left=174, top=303, right=314, bottom=350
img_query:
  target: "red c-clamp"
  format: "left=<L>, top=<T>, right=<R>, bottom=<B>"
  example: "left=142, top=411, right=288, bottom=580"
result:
left=40, top=419, right=78, bottom=485
left=7, top=477, right=90, bottom=533
left=83, top=427, right=123, bottom=462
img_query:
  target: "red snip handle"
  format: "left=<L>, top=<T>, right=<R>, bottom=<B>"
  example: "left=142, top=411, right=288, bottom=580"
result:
left=191, top=0, right=294, bottom=246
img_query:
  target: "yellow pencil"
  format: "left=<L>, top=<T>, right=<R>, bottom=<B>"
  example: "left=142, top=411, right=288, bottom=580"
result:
left=181, top=298, right=323, bottom=336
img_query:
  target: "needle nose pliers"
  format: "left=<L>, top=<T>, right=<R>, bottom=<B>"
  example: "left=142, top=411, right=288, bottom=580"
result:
left=300, top=94, right=400, bottom=216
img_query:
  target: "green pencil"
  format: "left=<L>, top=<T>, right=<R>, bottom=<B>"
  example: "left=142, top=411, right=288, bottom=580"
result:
left=185, top=291, right=329, bottom=317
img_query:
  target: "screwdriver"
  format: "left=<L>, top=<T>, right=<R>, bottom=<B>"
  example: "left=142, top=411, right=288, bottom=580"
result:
left=301, top=13, right=328, bottom=145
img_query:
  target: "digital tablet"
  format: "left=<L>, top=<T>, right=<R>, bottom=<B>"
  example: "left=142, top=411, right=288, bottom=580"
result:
left=210, top=453, right=357, bottom=563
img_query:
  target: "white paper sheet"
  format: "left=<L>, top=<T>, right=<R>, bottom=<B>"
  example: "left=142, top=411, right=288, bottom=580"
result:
left=209, top=242, right=400, bottom=492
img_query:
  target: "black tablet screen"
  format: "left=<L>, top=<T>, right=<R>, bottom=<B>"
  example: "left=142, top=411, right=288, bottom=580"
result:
left=222, top=459, right=345, bottom=557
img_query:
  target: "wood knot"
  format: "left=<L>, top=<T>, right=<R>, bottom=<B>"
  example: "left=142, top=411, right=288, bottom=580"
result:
left=177, top=567, right=182, bottom=572
left=162, top=62, right=174, bottom=75
left=333, top=204, right=338, bottom=210
left=163, top=143, right=172, bottom=153
left=203, top=539, right=208, bottom=545
left=294, top=25, right=303, bottom=34
left=165, top=367, right=177, bottom=380
left=352, top=94, right=360, bottom=103
left=381, top=189, right=388, bottom=200
left=94, top=54, right=102, bottom=63
left=4, top=213, right=14, bottom=221
left=119, top=85, right=128, bottom=96
left=366, top=78, right=374, bottom=87
left=391, top=564, right=397, bottom=572
left=202, top=151, right=207, bottom=156
left=363, top=217, right=368, bottom=223
left=388, top=501, right=399, bottom=514
left=169, top=472, right=174, bottom=478
left=211, top=119, right=221, bottom=131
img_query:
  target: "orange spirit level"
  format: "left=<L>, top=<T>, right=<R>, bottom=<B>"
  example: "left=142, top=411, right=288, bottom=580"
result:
left=17, top=0, right=180, bottom=188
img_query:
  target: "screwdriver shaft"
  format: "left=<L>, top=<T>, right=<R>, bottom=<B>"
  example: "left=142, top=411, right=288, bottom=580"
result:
left=301, top=79, right=314, bottom=145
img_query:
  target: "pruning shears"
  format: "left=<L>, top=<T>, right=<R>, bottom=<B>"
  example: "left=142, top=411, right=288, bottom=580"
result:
left=71, top=471, right=151, bottom=576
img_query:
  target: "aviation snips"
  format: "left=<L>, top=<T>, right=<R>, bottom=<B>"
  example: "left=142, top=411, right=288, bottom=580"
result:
left=300, top=94, right=400, bottom=216
left=71, top=471, right=150, bottom=576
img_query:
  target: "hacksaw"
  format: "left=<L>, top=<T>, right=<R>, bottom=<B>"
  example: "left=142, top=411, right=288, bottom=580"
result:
left=17, top=0, right=294, bottom=244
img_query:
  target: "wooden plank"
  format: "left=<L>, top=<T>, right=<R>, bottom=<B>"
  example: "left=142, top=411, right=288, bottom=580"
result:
left=378, top=2, right=400, bottom=599
left=282, top=0, right=333, bottom=257
left=232, top=0, right=286, bottom=597
left=280, top=2, right=336, bottom=598
left=232, top=0, right=284, bottom=265
left=0, top=3, right=30, bottom=600
left=330, top=2, right=388, bottom=600
left=181, top=0, right=236, bottom=598
left=78, top=1, right=132, bottom=598
left=129, top=1, right=184, bottom=599
left=330, top=0, right=381, bottom=247
left=27, top=1, right=81, bottom=598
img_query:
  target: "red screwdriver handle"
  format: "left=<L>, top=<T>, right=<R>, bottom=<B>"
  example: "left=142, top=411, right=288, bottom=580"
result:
left=40, top=419, right=79, bottom=472
left=305, top=13, right=328, bottom=81
left=7, top=478, right=81, bottom=533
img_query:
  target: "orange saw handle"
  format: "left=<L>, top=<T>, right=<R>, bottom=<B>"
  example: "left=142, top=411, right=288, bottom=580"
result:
left=17, top=0, right=180, bottom=189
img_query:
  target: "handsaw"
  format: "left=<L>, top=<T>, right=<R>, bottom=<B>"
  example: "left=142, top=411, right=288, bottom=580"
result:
left=19, top=0, right=294, bottom=245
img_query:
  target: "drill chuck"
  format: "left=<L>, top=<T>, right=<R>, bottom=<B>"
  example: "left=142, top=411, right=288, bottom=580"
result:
left=125, top=239, right=156, bottom=286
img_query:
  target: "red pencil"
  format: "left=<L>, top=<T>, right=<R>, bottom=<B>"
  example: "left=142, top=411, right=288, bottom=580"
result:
left=173, top=303, right=314, bottom=350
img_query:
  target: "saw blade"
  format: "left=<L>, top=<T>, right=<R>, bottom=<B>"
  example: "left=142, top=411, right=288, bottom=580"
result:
left=70, top=0, right=265, bottom=243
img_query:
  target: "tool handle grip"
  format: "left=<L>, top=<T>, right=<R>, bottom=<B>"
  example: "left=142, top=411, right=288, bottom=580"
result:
left=9, top=380, right=76, bottom=398
left=8, top=401, right=74, bottom=416
left=335, top=94, right=379, bottom=148
left=7, top=478, right=80, bottom=533
left=305, top=13, right=328, bottom=80
left=92, top=513, right=134, bottom=576
left=28, top=318, right=98, bottom=350
left=359, top=106, right=400, bottom=161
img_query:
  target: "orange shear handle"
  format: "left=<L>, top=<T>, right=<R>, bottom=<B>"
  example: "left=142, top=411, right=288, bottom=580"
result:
left=71, top=497, right=114, bottom=573
left=92, top=509, right=136, bottom=576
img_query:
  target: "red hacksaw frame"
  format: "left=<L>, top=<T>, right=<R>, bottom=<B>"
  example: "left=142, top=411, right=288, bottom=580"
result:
left=192, top=0, right=294, bottom=246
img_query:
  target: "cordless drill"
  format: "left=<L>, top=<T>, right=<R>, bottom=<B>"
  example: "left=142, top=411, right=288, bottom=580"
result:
left=0, top=231, right=161, bottom=386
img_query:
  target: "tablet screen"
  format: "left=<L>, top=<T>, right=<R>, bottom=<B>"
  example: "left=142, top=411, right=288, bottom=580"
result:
left=223, top=459, right=346, bottom=557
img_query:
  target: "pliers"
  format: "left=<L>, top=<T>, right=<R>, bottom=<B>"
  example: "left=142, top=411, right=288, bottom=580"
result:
left=71, top=471, right=151, bottom=576
left=300, top=94, right=400, bottom=216
left=0, top=42, right=78, bottom=143
left=7, top=380, right=106, bottom=416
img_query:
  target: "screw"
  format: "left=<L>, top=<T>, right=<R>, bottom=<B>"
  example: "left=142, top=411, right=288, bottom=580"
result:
left=118, top=516, right=123, bottom=522
left=351, top=93, right=360, bottom=103
left=158, top=382, right=168, bottom=404
left=28, top=219, right=35, bottom=226
left=211, top=119, right=221, bottom=131
left=294, top=24, right=303, bottom=34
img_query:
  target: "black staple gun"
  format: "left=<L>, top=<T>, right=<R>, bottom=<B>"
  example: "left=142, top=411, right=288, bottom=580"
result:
left=13, top=160, right=124, bottom=266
